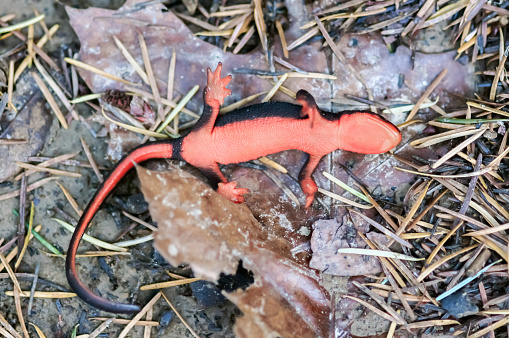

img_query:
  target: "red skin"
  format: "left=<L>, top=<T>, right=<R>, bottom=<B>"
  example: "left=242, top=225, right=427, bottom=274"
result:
left=66, top=63, right=402, bottom=314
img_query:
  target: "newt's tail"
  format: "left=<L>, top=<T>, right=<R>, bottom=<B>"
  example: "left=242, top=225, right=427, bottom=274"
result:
left=66, top=139, right=180, bottom=313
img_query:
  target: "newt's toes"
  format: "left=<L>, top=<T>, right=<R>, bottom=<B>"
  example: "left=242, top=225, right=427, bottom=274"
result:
left=217, top=181, right=249, bottom=203
left=301, top=178, right=318, bottom=209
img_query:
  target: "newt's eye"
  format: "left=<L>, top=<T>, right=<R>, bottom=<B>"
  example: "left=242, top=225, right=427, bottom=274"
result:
left=338, top=113, right=401, bottom=154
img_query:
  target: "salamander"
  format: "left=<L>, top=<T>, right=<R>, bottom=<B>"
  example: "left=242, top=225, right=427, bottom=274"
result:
left=66, top=63, right=402, bottom=313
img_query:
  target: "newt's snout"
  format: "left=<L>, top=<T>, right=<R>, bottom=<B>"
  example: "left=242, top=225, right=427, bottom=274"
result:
left=337, top=112, right=402, bottom=154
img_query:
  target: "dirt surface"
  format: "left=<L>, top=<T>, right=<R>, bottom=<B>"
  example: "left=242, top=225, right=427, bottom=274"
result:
left=0, top=0, right=478, bottom=337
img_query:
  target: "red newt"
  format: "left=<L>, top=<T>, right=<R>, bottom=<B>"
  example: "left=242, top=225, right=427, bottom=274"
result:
left=66, top=63, right=401, bottom=313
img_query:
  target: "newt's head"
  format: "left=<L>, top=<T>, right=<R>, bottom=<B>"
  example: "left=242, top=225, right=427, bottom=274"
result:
left=337, top=112, right=402, bottom=154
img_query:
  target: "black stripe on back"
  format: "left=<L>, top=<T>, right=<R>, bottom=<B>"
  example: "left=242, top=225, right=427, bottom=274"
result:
left=214, top=102, right=381, bottom=127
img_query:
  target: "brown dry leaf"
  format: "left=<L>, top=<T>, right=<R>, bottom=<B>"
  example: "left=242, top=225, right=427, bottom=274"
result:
left=139, top=165, right=330, bottom=337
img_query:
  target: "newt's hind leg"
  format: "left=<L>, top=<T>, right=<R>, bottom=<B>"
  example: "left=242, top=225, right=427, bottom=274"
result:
left=199, top=163, right=249, bottom=203
left=298, top=154, right=323, bottom=209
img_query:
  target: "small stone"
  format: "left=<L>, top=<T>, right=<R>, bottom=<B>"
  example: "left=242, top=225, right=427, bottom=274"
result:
left=441, top=291, right=478, bottom=318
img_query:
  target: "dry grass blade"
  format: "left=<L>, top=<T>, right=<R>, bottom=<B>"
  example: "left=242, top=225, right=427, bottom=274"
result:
left=80, top=137, right=103, bottom=183
left=381, top=264, right=415, bottom=321
left=0, top=139, right=26, bottom=145
left=34, top=58, right=78, bottom=120
left=490, top=46, right=509, bottom=100
left=336, top=248, right=422, bottom=261
left=384, top=99, right=438, bottom=114
left=262, top=73, right=288, bottom=102
left=233, top=25, right=255, bottom=54
left=357, top=184, right=399, bottom=231
left=261, top=169, right=300, bottom=206
left=52, top=218, right=127, bottom=252
left=125, top=87, right=199, bottom=118
left=91, top=318, right=159, bottom=326
left=101, top=108, right=168, bottom=138
left=342, top=295, right=403, bottom=324
left=0, top=226, right=42, bottom=273
left=407, top=320, right=459, bottom=329
left=14, top=202, right=34, bottom=269
left=412, top=127, right=480, bottom=148
left=14, top=24, right=59, bottom=82
left=5, top=291, right=76, bottom=298
left=432, top=128, right=487, bottom=169
left=56, top=182, right=82, bottom=216
left=317, top=0, right=365, bottom=15
left=417, top=244, right=478, bottom=283
left=465, top=223, right=509, bottom=237
left=406, top=69, right=447, bottom=122
left=64, top=57, right=138, bottom=86
left=114, top=233, right=154, bottom=247
left=303, top=8, right=386, bottom=29
left=122, top=211, right=157, bottom=231
left=467, top=101, right=509, bottom=118
left=70, top=93, right=102, bottom=104
left=167, top=47, right=176, bottom=103
left=479, top=190, right=509, bottom=221
left=138, top=32, right=161, bottom=108
left=352, top=281, right=407, bottom=325
left=467, top=316, right=509, bottom=338
left=257, top=157, right=287, bottom=173
left=318, top=188, right=372, bottom=209
left=156, top=85, right=200, bottom=133
left=0, top=177, right=57, bottom=202
left=0, top=311, right=22, bottom=338
left=32, top=72, right=68, bottom=129
left=0, top=14, right=44, bottom=34
left=286, top=27, right=319, bottom=51
left=314, top=15, right=373, bottom=105
left=16, top=162, right=81, bottom=178
left=88, top=318, right=113, bottom=338
left=434, top=205, right=490, bottom=231
left=362, top=10, right=418, bottom=34
left=399, top=180, right=432, bottom=233
left=407, top=189, right=448, bottom=231
left=140, top=277, right=201, bottom=290
left=13, top=287, right=28, bottom=338
left=325, top=173, right=370, bottom=203
left=387, top=320, right=397, bottom=338
left=253, top=0, right=267, bottom=51
left=143, top=306, right=153, bottom=338
left=118, top=292, right=161, bottom=338
left=349, top=209, right=411, bottom=248
left=176, top=13, right=219, bottom=31
left=113, top=36, right=149, bottom=85
left=14, top=152, right=79, bottom=180
left=275, top=19, right=288, bottom=58
left=28, top=323, right=46, bottom=338
left=426, top=221, right=464, bottom=265
left=161, top=292, right=200, bottom=338
left=7, top=60, right=15, bottom=112
left=359, top=233, right=407, bottom=288
left=227, top=13, right=252, bottom=47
